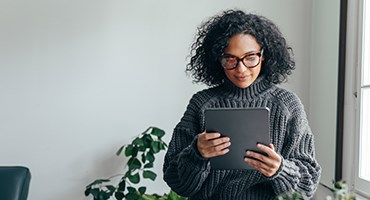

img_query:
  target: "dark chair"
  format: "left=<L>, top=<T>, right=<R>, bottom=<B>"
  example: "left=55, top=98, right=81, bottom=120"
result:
left=0, top=166, right=31, bottom=200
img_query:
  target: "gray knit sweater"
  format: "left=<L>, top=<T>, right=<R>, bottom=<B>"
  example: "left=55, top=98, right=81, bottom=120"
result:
left=163, top=77, right=321, bottom=200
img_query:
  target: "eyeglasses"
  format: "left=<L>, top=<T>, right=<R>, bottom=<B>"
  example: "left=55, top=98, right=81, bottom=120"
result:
left=220, top=49, right=264, bottom=70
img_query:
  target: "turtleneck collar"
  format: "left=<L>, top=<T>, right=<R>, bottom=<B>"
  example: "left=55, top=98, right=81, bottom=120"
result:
left=219, top=76, right=273, bottom=100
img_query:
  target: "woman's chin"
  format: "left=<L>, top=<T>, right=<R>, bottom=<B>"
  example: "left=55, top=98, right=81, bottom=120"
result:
left=232, top=79, right=254, bottom=88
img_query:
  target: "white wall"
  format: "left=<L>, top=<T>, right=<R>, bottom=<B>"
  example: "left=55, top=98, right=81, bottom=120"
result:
left=309, top=0, right=340, bottom=188
left=0, top=1, right=314, bottom=199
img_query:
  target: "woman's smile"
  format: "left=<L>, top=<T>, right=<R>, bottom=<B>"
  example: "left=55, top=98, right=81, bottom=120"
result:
left=235, top=74, right=252, bottom=81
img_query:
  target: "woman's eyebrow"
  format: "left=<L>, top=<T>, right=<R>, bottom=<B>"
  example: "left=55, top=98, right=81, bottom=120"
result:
left=224, top=50, right=260, bottom=57
left=242, top=50, right=261, bottom=55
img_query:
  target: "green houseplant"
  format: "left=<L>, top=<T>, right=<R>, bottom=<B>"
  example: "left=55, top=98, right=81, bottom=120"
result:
left=326, top=180, right=356, bottom=200
left=84, top=127, right=187, bottom=200
left=276, top=192, right=308, bottom=200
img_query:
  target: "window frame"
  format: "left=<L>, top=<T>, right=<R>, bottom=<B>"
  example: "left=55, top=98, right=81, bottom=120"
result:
left=354, top=0, right=370, bottom=197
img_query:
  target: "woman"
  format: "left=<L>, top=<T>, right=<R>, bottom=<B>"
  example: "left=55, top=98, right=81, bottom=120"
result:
left=163, top=10, right=321, bottom=199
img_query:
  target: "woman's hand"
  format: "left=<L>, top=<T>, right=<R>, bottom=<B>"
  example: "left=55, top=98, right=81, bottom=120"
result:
left=197, top=132, right=231, bottom=158
left=244, top=144, right=281, bottom=177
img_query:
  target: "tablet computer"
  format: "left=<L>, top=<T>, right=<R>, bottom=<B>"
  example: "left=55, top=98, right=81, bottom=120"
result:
left=204, top=107, right=270, bottom=170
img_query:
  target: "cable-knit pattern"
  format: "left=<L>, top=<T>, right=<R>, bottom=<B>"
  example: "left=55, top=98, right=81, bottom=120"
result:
left=163, top=77, right=321, bottom=200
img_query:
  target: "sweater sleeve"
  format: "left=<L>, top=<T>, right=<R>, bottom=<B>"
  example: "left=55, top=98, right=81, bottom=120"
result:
left=269, top=93, right=321, bottom=198
left=163, top=93, right=211, bottom=197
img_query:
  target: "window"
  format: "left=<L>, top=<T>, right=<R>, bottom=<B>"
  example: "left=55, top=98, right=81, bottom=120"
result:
left=356, top=0, right=370, bottom=196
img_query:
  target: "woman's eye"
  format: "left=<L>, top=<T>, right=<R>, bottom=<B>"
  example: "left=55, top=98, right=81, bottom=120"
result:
left=223, top=57, right=236, bottom=64
left=245, top=56, right=257, bottom=61
left=226, top=57, right=236, bottom=62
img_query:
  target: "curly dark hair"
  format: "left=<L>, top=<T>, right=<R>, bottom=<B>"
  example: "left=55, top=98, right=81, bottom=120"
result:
left=186, top=10, right=295, bottom=86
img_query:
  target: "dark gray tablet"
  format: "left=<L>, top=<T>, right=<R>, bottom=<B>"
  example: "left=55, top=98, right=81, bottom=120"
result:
left=204, top=107, right=270, bottom=170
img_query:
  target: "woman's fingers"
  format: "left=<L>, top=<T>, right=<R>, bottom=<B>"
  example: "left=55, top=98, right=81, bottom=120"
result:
left=244, top=157, right=279, bottom=177
left=197, top=132, right=231, bottom=158
left=256, top=144, right=276, bottom=157
left=244, top=143, right=282, bottom=177
left=198, top=132, right=230, bottom=148
left=200, top=132, right=221, bottom=141
left=245, top=150, right=268, bottom=164
left=209, top=145, right=230, bottom=157
left=209, top=136, right=230, bottom=147
left=257, top=165, right=276, bottom=177
left=245, top=149, right=278, bottom=167
left=202, top=139, right=231, bottom=158
left=269, top=143, right=275, bottom=151
left=245, top=157, right=270, bottom=171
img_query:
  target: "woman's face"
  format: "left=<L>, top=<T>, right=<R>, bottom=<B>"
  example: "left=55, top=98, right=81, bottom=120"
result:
left=223, top=34, right=263, bottom=88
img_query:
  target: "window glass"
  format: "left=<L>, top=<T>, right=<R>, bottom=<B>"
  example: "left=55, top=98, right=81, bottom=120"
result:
left=359, top=88, right=370, bottom=181
left=364, top=0, right=370, bottom=85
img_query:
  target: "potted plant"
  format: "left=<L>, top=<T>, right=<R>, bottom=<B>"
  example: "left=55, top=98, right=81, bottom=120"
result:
left=277, top=192, right=308, bottom=200
left=84, top=127, right=186, bottom=200
left=326, top=180, right=356, bottom=200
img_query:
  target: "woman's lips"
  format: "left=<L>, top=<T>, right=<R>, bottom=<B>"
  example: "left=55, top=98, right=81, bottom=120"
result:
left=236, top=75, right=251, bottom=81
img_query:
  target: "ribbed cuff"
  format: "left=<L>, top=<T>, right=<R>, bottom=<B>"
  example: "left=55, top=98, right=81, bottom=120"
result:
left=180, top=135, right=210, bottom=170
left=270, top=158, right=301, bottom=194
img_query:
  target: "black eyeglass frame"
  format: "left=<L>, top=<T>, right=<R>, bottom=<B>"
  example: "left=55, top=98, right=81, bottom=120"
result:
left=220, top=49, right=264, bottom=70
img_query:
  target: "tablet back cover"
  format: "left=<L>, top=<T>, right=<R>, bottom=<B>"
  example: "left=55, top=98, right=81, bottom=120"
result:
left=205, top=107, right=270, bottom=170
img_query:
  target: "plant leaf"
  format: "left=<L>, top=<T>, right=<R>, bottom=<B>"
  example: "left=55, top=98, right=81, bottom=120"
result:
left=138, top=186, right=147, bottom=194
left=141, top=153, right=146, bottom=163
left=118, top=179, right=126, bottom=191
left=168, top=190, right=187, bottom=200
left=169, top=190, right=179, bottom=199
left=125, top=145, right=134, bottom=157
left=159, top=142, right=166, bottom=150
left=141, top=194, right=158, bottom=200
left=144, top=162, right=153, bottom=168
left=127, top=157, right=134, bottom=165
left=99, top=191, right=110, bottom=200
left=151, top=127, right=165, bottom=138
left=128, top=157, right=142, bottom=170
left=89, top=188, right=101, bottom=198
left=126, top=192, right=138, bottom=200
left=115, top=192, right=125, bottom=200
left=116, top=145, right=125, bottom=156
left=106, top=185, right=116, bottom=194
left=143, top=170, right=157, bottom=181
left=125, top=170, right=132, bottom=178
left=132, top=146, right=139, bottom=157
left=141, top=127, right=152, bottom=135
left=127, top=186, right=137, bottom=193
left=146, top=152, right=155, bottom=162
left=128, top=172, right=140, bottom=184
left=133, top=137, right=144, bottom=146
left=86, top=179, right=110, bottom=188
left=143, top=134, right=154, bottom=148
left=84, top=188, right=91, bottom=196
left=151, top=141, right=160, bottom=153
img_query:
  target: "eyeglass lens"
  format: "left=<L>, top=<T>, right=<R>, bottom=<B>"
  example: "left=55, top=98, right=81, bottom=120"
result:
left=221, top=52, right=262, bottom=70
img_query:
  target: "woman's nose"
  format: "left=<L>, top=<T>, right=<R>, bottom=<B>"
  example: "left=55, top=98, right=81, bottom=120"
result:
left=235, top=61, right=248, bottom=73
